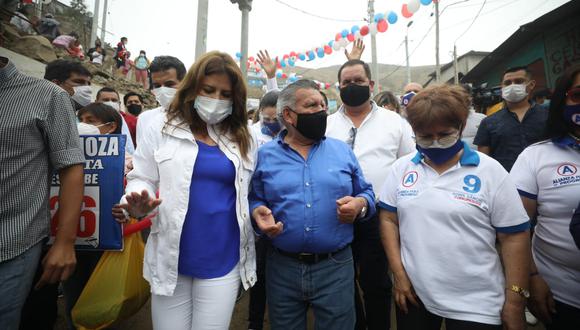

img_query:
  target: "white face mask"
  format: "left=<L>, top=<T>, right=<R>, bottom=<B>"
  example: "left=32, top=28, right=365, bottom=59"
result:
left=152, top=87, right=177, bottom=109
left=194, top=95, right=233, bottom=125
left=502, top=84, right=528, bottom=103
left=77, top=122, right=100, bottom=135
left=103, top=101, right=120, bottom=111
left=71, top=85, right=92, bottom=107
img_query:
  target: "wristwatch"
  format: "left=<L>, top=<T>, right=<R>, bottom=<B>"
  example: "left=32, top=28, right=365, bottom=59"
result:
left=508, top=285, right=530, bottom=299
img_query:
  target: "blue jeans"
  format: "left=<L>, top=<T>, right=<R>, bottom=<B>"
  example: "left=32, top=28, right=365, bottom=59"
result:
left=0, top=241, right=43, bottom=330
left=266, top=245, right=355, bottom=330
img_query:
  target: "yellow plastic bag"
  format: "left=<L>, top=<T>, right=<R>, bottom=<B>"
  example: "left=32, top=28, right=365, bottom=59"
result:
left=72, top=230, right=150, bottom=329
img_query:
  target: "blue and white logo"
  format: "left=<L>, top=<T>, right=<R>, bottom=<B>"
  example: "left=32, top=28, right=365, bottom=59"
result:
left=463, top=175, right=481, bottom=193
left=402, top=171, right=418, bottom=188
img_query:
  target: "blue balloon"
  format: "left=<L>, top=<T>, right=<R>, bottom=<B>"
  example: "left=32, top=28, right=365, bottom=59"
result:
left=374, top=13, right=384, bottom=23
left=280, top=60, right=286, bottom=68
left=308, top=51, right=315, bottom=60
left=276, top=71, right=282, bottom=78
left=298, top=53, right=306, bottom=61
left=288, top=59, right=295, bottom=67
left=341, top=29, right=349, bottom=38
left=421, top=0, right=432, bottom=5
left=328, top=40, right=334, bottom=47
left=387, top=11, right=398, bottom=24
left=351, top=25, right=360, bottom=34
left=317, top=49, right=325, bottom=58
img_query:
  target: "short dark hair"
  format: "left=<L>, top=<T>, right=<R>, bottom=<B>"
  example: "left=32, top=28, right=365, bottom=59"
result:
left=259, top=90, right=279, bottom=111
left=502, top=66, right=532, bottom=80
left=320, top=91, right=329, bottom=108
left=149, top=56, right=187, bottom=81
left=44, top=59, right=92, bottom=82
left=338, top=59, right=372, bottom=82
left=545, top=64, right=580, bottom=139
left=96, top=87, right=119, bottom=101
left=77, top=103, right=123, bottom=134
left=121, top=37, right=127, bottom=42
left=123, top=91, right=143, bottom=105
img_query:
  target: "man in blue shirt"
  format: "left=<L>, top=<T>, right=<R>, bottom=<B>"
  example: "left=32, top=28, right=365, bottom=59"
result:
left=250, top=79, right=375, bottom=330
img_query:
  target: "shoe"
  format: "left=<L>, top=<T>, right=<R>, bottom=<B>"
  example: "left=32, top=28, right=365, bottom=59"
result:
left=525, top=307, right=538, bottom=325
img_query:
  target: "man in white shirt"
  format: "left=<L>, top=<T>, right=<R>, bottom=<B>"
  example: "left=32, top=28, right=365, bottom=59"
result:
left=326, top=59, right=415, bottom=330
left=136, top=56, right=186, bottom=146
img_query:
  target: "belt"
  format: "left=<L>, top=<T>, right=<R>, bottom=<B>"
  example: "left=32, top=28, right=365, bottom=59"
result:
left=274, top=245, right=349, bottom=264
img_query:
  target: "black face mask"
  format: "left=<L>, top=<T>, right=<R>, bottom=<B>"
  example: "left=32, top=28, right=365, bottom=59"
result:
left=340, top=84, right=370, bottom=107
left=289, top=109, right=327, bottom=141
left=127, top=104, right=142, bottom=116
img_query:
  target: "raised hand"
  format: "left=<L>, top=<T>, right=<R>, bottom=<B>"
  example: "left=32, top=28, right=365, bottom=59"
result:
left=256, top=50, right=278, bottom=79
left=112, top=189, right=162, bottom=223
left=344, top=39, right=366, bottom=61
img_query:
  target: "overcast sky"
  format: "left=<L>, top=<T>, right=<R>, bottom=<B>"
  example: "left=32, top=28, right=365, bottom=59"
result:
left=62, top=0, right=570, bottom=76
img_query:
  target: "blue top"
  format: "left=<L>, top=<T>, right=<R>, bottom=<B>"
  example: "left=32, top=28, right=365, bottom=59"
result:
left=249, top=130, right=376, bottom=253
left=178, top=141, right=240, bottom=279
left=473, top=103, right=548, bottom=171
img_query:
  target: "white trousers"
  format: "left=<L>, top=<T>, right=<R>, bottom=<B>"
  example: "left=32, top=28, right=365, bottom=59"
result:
left=151, top=264, right=240, bottom=330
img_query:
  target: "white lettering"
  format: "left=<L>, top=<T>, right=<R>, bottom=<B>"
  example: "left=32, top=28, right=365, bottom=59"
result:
left=81, top=136, right=120, bottom=157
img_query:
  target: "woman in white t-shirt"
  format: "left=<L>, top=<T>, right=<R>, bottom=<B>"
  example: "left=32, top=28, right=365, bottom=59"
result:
left=510, top=65, right=580, bottom=330
left=379, top=85, right=531, bottom=330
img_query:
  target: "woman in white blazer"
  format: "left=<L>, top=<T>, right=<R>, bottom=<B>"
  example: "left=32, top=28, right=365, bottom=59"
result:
left=113, top=51, right=257, bottom=330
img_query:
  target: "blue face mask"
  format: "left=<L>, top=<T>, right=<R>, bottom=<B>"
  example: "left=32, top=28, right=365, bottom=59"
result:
left=262, top=121, right=281, bottom=136
left=416, top=139, right=464, bottom=164
left=563, top=104, right=580, bottom=126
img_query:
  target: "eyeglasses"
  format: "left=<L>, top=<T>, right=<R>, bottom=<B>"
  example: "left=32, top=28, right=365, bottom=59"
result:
left=415, top=130, right=460, bottom=148
left=566, top=87, right=580, bottom=103
left=347, top=127, right=357, bottom=150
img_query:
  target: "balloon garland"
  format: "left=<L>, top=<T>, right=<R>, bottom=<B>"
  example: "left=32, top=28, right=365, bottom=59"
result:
left=236, top=0, right=436, bottom=86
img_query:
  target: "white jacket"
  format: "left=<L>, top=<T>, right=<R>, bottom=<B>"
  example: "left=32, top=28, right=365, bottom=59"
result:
left=124, top=114, right=257, bottom=296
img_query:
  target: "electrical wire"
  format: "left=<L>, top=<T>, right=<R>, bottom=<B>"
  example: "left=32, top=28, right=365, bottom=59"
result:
left=272, top=0, right=363, bottom=23
left=454, top=0, right=487, bottom=43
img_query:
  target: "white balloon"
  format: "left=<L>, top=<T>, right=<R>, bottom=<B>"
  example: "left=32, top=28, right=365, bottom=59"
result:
left=369, top=22, right=378, bottom=36
left=408, top=0, right=421, bottom=13
left=333, top=42, right=341, bottom=51
left=354, top=30, right=362, bottom=40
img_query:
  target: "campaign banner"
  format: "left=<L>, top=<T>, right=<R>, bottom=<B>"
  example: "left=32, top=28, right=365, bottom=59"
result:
left=50, top=134, right=126, bottom=250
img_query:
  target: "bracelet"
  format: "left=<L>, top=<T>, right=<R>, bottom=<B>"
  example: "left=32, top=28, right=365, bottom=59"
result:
left=530, top=271, right=539, bottom=277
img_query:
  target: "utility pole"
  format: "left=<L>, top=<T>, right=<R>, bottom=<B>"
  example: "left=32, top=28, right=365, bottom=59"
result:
left=405, top=21, right=413, bottom=85
left=100, top=0, right=108, bottom=42
left=195, top=0, right=208, bottom=60
left=368, top=0, right=379, bottom=94
left=453, top=44, right=459, bottom=84
left=435, top=0, right=441, bottom=82
left=231, top=0, right=252, bottom=80
left=90, top=0, right=100, bottom=47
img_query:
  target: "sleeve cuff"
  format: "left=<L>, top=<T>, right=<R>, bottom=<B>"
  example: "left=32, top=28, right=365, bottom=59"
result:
left=50, top=148, right=85, bottom=171
left=378, top=201, right=397, bottom=212
left=517, top=189, right=538, bottom=200
left=495, top=221, right=531, bottom=233
left=266, top=77, right=279, bottom=91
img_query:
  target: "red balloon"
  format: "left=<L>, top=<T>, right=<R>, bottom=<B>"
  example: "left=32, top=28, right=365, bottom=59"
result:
left=282, top=73, right=288, bottom=79
left=290, top=51, right=297, bottom=57
left=283, top=54, right=289, bottom=60
left=325, top=83, right=330, bottom=89
left=256, top=67, right=261, bottom=72
left=402, top=4, right=413, bottom=18
left=276, top=59, right=282, bottom=69
left=248, top=56, right=255, bottom=62
left=324, top=45, right=332, bottom=55
left=360, top=25, right=369, bottom=36
left=335, top=33, right=342, bottom=41
left=377, top=19, right=388, bottom=33
left=347, top=33, right=355, bottom=42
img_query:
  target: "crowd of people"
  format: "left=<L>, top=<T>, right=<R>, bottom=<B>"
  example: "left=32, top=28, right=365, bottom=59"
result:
left=1, top=19, right=579, bottom=330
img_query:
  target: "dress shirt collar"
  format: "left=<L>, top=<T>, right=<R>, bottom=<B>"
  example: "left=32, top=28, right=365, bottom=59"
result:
left=276, top=129, right=326, bottom=147
left=411, top=141, right=481, bottom=166
left=0, top=57, right=18, bottom=84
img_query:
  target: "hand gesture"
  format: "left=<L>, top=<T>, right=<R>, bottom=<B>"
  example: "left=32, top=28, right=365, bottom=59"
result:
left=528, top=274, right=556, bottom=324
left=336, top=196, right=365, bottom=224
left=252, top=205, right=284, bottom=238
left=112, top=190, right=162, bottom=223
left=35, top=241, right=76, bottom=289
left=393, top=269, right=419, bottom=314
left=257, top=50, right=278, bottom=79
left=344, top=39, right=365, bottom=61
